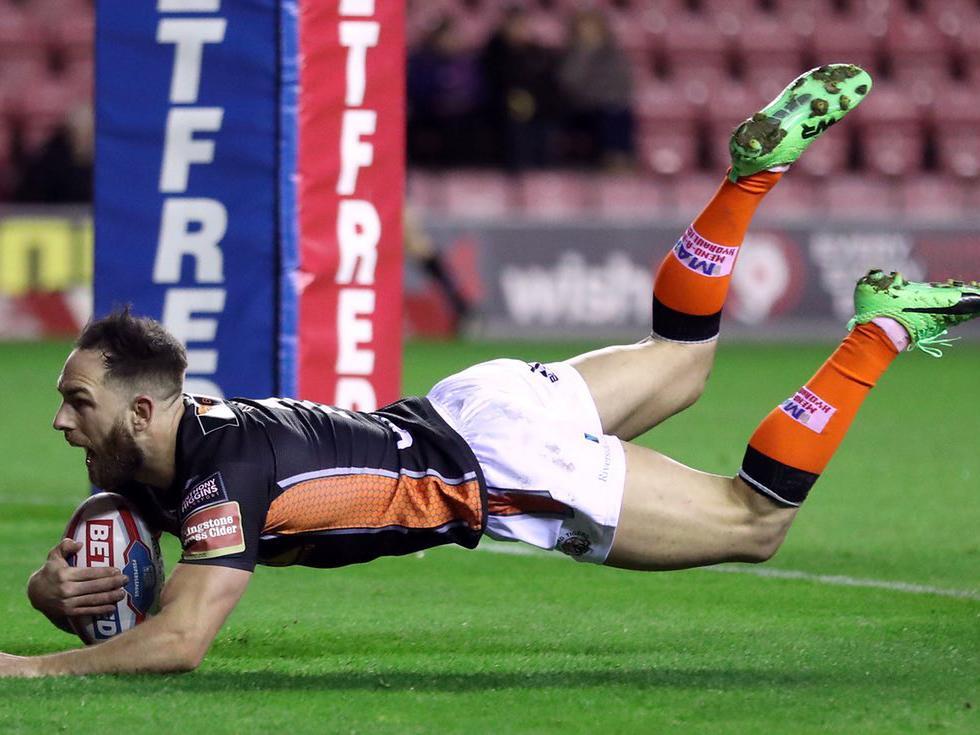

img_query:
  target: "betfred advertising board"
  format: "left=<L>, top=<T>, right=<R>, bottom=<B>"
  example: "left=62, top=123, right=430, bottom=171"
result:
left=95, top=0, right=403, bottom=406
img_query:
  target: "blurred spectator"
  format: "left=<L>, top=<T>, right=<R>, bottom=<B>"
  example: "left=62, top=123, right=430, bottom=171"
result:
left=404, top=205, right=472, bottom=334
left=407, top=17, right=488, bottom=167
left=481, top=6, right=562, bottom=170
left=13, top=104, right=93, bottom=203
left=557, top=10, right=635, bottom=170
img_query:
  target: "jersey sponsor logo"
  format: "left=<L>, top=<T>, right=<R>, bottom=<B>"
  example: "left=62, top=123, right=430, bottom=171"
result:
left=181, top=501, right=245, bottom=560
left=671, top=226, right=738, bottom=278
left=779, top=386, right=837, bottom=433
left=180, top=471, right=229, bottom=518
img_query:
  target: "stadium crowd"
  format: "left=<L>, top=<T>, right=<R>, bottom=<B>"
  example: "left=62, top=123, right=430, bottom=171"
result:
left=1, top=0, right=980, bottom=214
left=409, top=6, right=636, bottom=171
left=405, top=0, right=980, bottom=217
left=0, top=0, right=92, bottom=202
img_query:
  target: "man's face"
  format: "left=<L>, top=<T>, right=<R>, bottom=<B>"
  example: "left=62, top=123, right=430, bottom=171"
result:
left=53, top=349, right=145, bottom=490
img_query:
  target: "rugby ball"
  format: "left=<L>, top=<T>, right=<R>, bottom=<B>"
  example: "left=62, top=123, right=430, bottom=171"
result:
left=64, top=492, right=164, bottom=645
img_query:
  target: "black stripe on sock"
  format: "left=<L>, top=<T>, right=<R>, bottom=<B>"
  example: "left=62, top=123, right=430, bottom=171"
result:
left=651, top=295, right=721, bottom=342
left=740, top=445, right=819, bottom=507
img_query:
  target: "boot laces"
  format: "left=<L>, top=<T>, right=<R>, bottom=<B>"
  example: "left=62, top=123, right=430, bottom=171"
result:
left=912, top=330, right=959, bottom=358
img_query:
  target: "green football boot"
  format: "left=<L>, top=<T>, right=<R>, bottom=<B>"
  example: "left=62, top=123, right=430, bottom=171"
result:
left=849, top=270, right=980, bottom=356
left=729, top=64, right=873, bottom=181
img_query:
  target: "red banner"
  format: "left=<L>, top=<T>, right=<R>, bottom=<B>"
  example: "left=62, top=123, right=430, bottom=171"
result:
left=297, top=0, right=404, bottom=409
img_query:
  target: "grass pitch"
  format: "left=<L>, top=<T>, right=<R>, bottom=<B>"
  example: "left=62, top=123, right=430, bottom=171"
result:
left=0, top=339, right=977, bottom=734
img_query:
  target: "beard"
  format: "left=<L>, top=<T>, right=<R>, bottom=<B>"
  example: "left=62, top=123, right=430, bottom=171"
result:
left=88, top=419, right=144, bottom=491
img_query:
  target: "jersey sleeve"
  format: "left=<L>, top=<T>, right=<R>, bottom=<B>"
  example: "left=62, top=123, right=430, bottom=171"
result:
left=176, top=445, right=272, bottom=573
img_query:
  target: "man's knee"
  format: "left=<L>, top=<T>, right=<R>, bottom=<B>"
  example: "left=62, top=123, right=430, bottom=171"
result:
left=678, top=363, right=711, bottom=411
left=729, top=481, right=796, bottom=563
left=661, top=340, right=714, bottom=409
left=737, top=513, right=792, bottom=563
left=739, top=532, right=782, bottom=564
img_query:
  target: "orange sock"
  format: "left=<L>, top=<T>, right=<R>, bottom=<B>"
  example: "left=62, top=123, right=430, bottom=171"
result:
left=739, top=324, right=900, bottom=506
left=652, top=171, right=782, bottom=341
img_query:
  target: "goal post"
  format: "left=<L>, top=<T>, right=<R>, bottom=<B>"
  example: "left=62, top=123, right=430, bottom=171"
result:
left=94, top=0, right=403, bottom=409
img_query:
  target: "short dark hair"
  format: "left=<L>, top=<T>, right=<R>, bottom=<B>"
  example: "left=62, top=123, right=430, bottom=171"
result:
left=76, top=307, right=187, bottom=397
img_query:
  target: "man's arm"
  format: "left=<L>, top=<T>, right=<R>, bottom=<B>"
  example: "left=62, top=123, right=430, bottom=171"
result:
left=4, top=562, right=250, bottom=677
left=28, top=539, right=128, bottom=634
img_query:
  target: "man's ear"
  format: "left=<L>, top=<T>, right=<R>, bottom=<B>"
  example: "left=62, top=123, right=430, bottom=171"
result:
left=131, top=395, right=154, bottom=432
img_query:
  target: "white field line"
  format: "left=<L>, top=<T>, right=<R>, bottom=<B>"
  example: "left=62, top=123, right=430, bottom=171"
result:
left=703, top=565, right=980, bottom=601
left=475, top=541, right=980, bottom=602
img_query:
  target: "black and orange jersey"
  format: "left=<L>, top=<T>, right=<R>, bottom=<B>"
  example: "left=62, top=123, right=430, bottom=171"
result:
left=123, top=394, right=486, bottom=572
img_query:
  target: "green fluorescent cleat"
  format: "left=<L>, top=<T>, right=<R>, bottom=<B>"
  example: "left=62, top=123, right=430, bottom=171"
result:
left=729, top=64, right=872, bottom=181
left=849, top=270, right=980, bottom=356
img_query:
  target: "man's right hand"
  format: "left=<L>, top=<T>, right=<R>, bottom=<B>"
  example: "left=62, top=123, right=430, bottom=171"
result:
left=27, top=539, right=128, bottom=632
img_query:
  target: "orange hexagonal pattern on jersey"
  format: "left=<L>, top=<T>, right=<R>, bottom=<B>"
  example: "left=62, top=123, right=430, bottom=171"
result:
left=263, top=472, right=482, bottom=534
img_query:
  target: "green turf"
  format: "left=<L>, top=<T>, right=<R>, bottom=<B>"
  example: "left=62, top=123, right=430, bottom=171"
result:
left=0, top=339, right=977, bottom=734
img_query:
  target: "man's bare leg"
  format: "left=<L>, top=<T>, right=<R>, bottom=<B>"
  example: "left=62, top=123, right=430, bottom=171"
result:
left=605, top=315, right=911, bottom=570
left=568, top=339, right=716, bottom=440
left=606, top=442, right=796, bottom=570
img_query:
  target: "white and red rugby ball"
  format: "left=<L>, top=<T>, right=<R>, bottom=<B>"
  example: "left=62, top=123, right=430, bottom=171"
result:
left=64, top=492, right=164, bottom=645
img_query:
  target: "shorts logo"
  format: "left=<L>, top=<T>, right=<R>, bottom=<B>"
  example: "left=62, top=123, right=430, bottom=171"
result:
left=529, top=362, right=559, bottom=383
left=556, top=531, right=592, bottom=558
left=671, top=226, right=738, bottom=278
left=181, top=501, right=245, bottom=560
left=598, top=441, right=612, bottom=483
left=180, top=472, right=229, bottom=518
left=780, top=386, right=837, bottom=433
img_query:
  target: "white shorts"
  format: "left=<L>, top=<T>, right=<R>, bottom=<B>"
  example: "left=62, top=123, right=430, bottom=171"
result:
left=427, top=359, right=626, bottom=563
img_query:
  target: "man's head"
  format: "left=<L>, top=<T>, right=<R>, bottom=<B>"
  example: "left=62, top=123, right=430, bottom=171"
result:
left=53, top=308, right=187, bottom=490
